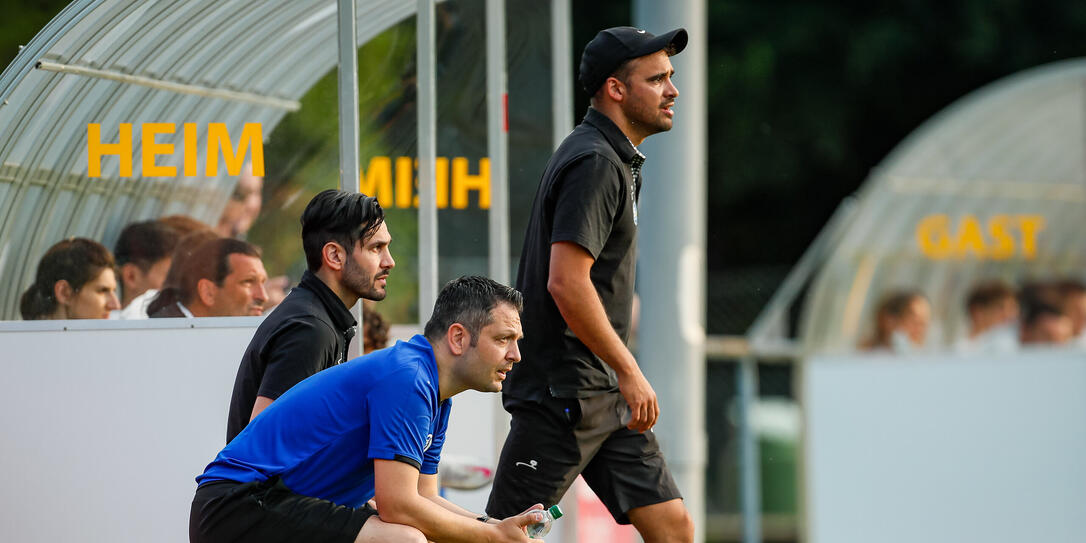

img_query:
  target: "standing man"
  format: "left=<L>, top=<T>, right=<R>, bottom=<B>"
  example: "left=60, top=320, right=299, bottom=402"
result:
left=225, top=189, right=395, bottom=442
left=191, top=277, right=544, bottom=543
left=486, top=27, right=695, bottom=542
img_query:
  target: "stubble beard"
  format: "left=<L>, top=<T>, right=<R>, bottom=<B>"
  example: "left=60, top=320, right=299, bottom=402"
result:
left=626, top=98, right=673, bottom=140
left=342, top=257, right=387, bottom=301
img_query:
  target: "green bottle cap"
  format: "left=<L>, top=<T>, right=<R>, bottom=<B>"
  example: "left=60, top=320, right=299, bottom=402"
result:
left=547, top=504, right=564, bottom=519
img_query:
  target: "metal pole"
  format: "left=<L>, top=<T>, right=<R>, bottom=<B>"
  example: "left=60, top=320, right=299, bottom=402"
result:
left=486, top=0, right=509, bottom=285
left=417, top=0, right=438, bottom=323
left=336, top=0, right=363, bottom=358
left=631, top=1, right=708, bottom=542
left=550, top=0, right=573, bottom=148
left=738, top=357, right=763, bottom=543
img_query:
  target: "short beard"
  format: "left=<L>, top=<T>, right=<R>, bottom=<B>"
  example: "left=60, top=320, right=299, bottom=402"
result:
left=342, top=257, right=386, bottom=301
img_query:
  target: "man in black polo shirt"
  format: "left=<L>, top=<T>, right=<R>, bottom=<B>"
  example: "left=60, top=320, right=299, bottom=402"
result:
left=225, top=189, right=395, bottom=442
left=486, top=27, right=694, bottom=542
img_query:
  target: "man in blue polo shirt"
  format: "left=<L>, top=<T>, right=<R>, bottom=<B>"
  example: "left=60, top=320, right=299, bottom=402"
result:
left=190, top=276, right=545, bottom=543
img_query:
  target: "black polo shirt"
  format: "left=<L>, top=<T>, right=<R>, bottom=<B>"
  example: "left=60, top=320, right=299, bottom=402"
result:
left=225, top=270, right=357, bottom=442
left=505, top=107, right=643, bottom=401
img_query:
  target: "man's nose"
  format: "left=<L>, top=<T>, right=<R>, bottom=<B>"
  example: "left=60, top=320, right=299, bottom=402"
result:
left=665, top=79, right=679, bottom=98
left=507, top=340, right=521, bottom=363
left=383, top=250, right=396, bottom=270
left=254, top=283, right=268, bottom=303
left=107, top=292, right=121, bottom=311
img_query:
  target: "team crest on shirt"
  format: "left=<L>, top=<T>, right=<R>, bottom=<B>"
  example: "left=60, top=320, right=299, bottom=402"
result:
left=424, top=433, right=433, bottom=451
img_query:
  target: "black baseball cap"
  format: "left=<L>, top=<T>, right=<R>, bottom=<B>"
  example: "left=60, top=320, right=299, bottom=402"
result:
left=578, top=26, right=688, bottom=96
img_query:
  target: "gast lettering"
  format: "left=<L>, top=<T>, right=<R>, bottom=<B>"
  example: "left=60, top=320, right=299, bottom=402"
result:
left=87, top=122, right=264, bottom=178
left=915, top=214, right=1045, bottom=260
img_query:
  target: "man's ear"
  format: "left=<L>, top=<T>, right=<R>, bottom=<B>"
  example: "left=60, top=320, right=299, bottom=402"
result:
left=447, top=323, right=469, bottom=356
left=604, top=77, right=625, bottom=102
left=53, top=279, right=74, bottom=305
left=197, top=278, right=217, bottom=307
left=321, top=242, right=346, bottom=272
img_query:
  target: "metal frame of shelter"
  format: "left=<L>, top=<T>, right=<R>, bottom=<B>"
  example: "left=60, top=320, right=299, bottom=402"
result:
left=0, top=0, right=577, bottom=324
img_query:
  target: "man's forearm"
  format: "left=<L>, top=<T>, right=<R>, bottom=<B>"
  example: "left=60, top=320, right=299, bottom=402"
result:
left=380, top=493, right=494, bottom=543
left=427, top=494, right=486, bottom=519
left=548, top=273, right=639, bottom=377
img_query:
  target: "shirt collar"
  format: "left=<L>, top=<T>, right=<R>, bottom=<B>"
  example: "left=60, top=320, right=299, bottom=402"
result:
left=298, top=270, right=357, bottom=332
left=582, top=107, right=646, bottom=165
left=176, top=301, right=194, bottom=318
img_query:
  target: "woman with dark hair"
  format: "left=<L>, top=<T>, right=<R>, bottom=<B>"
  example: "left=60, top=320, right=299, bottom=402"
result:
left=20, top=238, right=121, bottom=320
left=859, top=289, right=931, bottom=352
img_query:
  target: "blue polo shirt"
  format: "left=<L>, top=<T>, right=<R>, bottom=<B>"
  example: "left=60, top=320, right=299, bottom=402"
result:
left=196, top=334, right=451, bottom=507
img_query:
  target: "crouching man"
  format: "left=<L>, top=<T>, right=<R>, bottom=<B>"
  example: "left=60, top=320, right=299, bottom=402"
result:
left=190, top=276, right=544, bottom=543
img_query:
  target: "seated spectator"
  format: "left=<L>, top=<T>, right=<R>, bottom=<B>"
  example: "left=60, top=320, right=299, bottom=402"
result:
left=363, top=307, right=391, bottom=353
left=1019, top=299, right=1072, bottom=346
left=216, top=164, right=263, bottom=239
left=150, top=238, right=268, bottom=318
left=859, top=290, right=930, bottom=352
left=20, top=238, right=120, bottom=320
left=1053, top=279, right=1085, bottom=346
left=146, top=230, right=219, bottom=317
left=112, top=220, right=180, bottom=319
left=954, top=280, right=1018, bottom=352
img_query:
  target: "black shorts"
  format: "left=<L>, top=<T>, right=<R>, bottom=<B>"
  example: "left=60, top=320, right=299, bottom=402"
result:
left=486, top=392, right=682, bottom=524
left=189, top=477, right=377, bottom=543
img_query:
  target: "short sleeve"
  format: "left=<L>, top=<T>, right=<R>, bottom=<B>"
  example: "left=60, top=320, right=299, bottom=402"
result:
left=367, top=367, right=434, bottom=470
left=550, top=154, right=625, bottom=259
left=257, top=319, right=337, bottom=400
left=420, top=400, right=452, bottom=474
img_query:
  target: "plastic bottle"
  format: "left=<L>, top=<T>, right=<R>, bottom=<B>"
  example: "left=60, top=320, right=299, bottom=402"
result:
left=526, top=505, right=564, bottom=538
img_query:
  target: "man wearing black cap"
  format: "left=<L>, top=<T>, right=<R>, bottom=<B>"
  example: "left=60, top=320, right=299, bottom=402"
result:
left=486, top=27, right=694, bottom=542
left=224, top=189, right=395, bottom=442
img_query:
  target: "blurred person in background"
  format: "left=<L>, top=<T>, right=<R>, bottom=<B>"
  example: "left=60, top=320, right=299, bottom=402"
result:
left=1053, top=279, right=1085, bottom=346
left=20, top=238, right=120, bottom=320
left=859, top=290, right=931, bottom=352
left=146, top=229, right=219, bottom=317
left=363, top=305, right=391, bottom=354
left=216, top=164, right=263, bottom=239
left=954, top=280, right=1018, bottom=353
left=1018, top=298, right=1072, bottom=346
left=111, top=220, right=180, bottom=319
left=149, top=238, right=267, bottom=318
left=213, top=165, right=290, bottom=312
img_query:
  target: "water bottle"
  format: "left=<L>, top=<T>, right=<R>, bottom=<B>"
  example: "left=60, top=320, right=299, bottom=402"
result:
left=526, top=505, right=563, bottom=538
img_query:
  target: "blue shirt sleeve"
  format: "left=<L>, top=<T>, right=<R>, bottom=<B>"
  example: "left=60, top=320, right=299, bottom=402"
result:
left=367, top=366, right=435, bottom=470
left=421, top=400, right=452, bottom=474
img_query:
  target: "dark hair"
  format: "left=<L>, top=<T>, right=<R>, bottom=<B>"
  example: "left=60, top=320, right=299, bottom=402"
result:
left=301, top=190, right=385, bottom=272
left=146, top=230, right=220, bottom=315
left=20, top=238, right=115, bottom=320
left=1020, top=299, right=1065, bottom=328
left=864, top=289, right=928, bottom=347
left=363, top=309, right=390, bottom=354
left=177, top=238, right=262, bottom=306
left=114, top=220, right=180, bottom=270
left=965, top=280, right=1016, bottom=311
left=423, top=276, right=523, bottom=345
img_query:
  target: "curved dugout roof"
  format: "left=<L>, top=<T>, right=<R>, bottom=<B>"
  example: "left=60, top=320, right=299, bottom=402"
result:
left=751, top=58, right=1086, bottom=354
left=0, top=0, right=419, bottom=319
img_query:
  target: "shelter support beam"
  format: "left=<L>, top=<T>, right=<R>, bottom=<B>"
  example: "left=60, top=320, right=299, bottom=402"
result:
left=632, top=1, right=708, bottom=541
